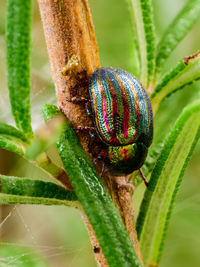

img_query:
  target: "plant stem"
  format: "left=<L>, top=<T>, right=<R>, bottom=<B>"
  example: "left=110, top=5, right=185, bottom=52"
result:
left=36, top=153, right=73, bottom=190
left=105, top=175, right=143, bottom=264
left=82, top=213, right=109, bottom=266
left=37, top=0, right=142, bottom=265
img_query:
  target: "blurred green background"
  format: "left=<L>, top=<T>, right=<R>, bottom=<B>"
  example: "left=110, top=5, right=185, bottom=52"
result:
left=0, top=0, right=200, bottom=266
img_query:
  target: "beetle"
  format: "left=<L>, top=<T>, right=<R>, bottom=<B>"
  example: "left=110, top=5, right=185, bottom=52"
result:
left=66, top=66, right=153, bottom=181
left=88, top=67, right=153, bottom=177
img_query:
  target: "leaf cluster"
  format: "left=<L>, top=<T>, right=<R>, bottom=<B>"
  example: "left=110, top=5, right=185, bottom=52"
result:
left=1, top=0, right=200, bottom=266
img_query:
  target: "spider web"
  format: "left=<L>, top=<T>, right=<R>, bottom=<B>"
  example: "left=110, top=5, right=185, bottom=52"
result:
left=0, top=205, right=92, bottom=267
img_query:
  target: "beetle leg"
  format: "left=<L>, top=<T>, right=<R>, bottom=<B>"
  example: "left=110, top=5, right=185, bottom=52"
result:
left=139, top=168, right=149, bottom=187
left=66, top=96, right=89, bottom=104
left=66, top=97, right=93, bottom=117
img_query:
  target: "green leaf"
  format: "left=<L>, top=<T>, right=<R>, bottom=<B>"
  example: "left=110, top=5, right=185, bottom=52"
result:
left=0, top=123, right=70, bottom=190
left=43, top=104, right=141, bottom=267
left=43, top=104, right=61, bottom=122
left=6, top=0, right=33, bottom=137
left=0, top=193, right=76, bottom=206
left=132, top=143, right=163, bottom=187
left=127, top=0, right=156, bottom=88
left=0, top=134, right=26, bottom=155
left=0, top=122, right=28, bottom=142
left=151, top=51, right=200, bottom=114
left=136, top=100, right=200, bottom=266
left=0, top=175, right=78, bottom=205
left=0, top=244, right=49, bottom=267
left=156, top=0, right=200, bottom=74
left=0, top=122, right=30, bottom=155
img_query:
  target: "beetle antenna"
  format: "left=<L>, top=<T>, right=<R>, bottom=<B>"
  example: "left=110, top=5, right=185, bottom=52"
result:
left=139, top=169, right=149, bottom=187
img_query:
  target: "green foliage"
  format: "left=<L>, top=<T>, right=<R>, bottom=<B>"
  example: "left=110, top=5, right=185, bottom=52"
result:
left=0, top=193, right=76, bottom=206
left=0, top=134, right=26, bottom=155
left=43, top=104, right=141, bottom=267
left=137, top=100, right=200, bottom=266
left=0, top=174, right=77, bottom=202
left=0, top=122, right=27, bottom=141
left=155, top=0, right=200, bottom=74
left=43, top=104, right=61, bottom=122
left=6, top=0, right=33, bottom=138
left=0, top=122, right=28, bottom=155
left=132, top=143, right=163, bottom=187
left=0, top=244, right=49, bottom=267
left=1, top=0, right=200, bottom=266
left=151, top=52, right=200, bottom=113
left=127, top=0, right=156, bottom=87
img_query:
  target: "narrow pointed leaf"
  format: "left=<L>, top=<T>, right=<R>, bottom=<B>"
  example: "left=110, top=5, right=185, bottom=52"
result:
left=0, top=122, right=28, bottom=142
left=127, top=0, right=156, bottom=88
left=0, top=128, right=70, bottom=191
left=43, top=104, right=141, bottom=267
left=0, top=134, right=26, bottom=155
left=43, top=104, right=61, bottom=122
left=156, top=0, right=200, bottom=73
left=0, top=175, right=77, bottom=205
left=136, top=100, right=200, bottom=266
left=0, top=193, right=76, bottom=207
left=151, top=51, right=200, bottom=114
left=6, top=0, right=33, bottom=137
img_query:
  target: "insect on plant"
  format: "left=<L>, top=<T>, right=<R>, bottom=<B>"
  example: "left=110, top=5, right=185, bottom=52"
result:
left=89, top=67, right=153, bottom=176
left=66, top=66, right=153, bottom=183
left=1, top=0, right=200, bottom=266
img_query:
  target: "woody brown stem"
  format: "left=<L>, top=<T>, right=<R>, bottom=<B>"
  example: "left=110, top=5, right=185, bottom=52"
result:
left=82, top=213, right=108, bottom=266
left=37, top=0, right=142, bottom=265
left=104, top=175, right=144, bottom=265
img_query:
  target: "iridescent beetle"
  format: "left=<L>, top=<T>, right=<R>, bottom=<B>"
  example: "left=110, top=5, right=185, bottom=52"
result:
left=88, top=68, right=153, bottom=178
left=66, top=66, right=153, bottom=182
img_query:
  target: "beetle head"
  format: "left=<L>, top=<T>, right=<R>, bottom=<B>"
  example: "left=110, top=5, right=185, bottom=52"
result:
left=105, top=143, right=148, bottom=176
